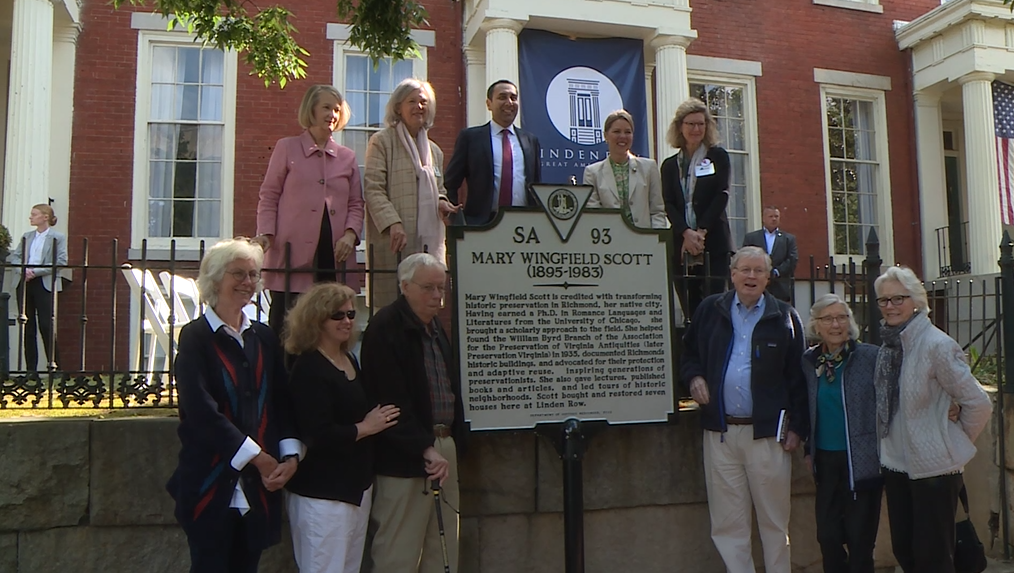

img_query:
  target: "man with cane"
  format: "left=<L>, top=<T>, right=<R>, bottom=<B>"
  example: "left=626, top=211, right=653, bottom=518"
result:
left=362, top=253, right=464, bottom=573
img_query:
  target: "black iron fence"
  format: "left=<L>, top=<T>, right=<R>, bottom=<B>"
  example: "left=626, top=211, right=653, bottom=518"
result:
left=935, top=221, right=972, bottom=277
left=0, top=238, right=411, bottom=409
left=673, top=229, right=1005, bottom=387
left=3, top=230, right=1014, bottom=410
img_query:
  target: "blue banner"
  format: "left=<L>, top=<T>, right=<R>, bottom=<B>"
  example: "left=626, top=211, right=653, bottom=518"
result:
left=519, top=30, right=648, bottom=185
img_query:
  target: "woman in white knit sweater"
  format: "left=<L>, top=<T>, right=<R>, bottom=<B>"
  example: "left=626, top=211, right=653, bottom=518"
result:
left=873, top=266, right=992, bottom=573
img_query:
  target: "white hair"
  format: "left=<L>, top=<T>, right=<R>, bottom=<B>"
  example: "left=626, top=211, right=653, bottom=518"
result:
left=806, top=293, right=861, bottom=342
left=384, top=78, right=437, bottom=129
left=730, top=246, right=772, bottom=273
left=874, top=266, right=929, bottom=314
left=197, top=238, right=264, bottom=308
left=397, top=252, right=446, bottom=287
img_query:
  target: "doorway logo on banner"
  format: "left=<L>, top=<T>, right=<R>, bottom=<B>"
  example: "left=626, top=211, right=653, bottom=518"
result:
left=546, top=67, right=624, bottom=146
left=519, top=29, right=647, bottom=184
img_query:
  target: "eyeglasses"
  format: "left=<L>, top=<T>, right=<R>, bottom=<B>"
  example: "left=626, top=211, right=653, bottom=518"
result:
left=876, top=295, right=911, bottom=308
left=682, top=121, right=706, bottom=129
left=413, top=282, right=446, bottom=295
left=330, top=310, right=356, bottom=321
left=226, top=269, right=260, bottom=283
left=734, top=267, right=769, bottom=277
left=817, top=315, right=850, bottom=326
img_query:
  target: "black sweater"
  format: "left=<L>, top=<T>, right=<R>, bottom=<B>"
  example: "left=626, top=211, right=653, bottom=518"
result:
left=361, top=296, right=465, bottom=478
left=285, top=350, right=374, bottom=506
left=166, top=317, right=296, bottom=551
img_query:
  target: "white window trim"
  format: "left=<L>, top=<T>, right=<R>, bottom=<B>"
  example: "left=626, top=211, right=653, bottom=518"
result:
left=813, top=0, right=884, bottom=14
left=814, top=68, right=892, bottom=91
left=686, top=70, right=762, bottom=235
left=130, top=29, right=238, bottom=252
left=330, top=42, right=429, bottom=116
left=326, top=23, right=435, bottom=48
left=330, top=36, right=429, bottom=264
left=818, top=84, right=895, bottom=265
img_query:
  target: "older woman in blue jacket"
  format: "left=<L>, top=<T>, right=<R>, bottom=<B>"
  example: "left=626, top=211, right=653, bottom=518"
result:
left=802, top=294, right=881, bottom=573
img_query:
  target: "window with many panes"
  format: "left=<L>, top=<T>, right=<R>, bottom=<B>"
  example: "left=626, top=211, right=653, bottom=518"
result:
left=690, top=81, right=752, bottom=247
left=132, top=32, right=237, bottom=249
left=340, top=55, right=416, bottom=168
left=824, top=95, right=880, bottom=256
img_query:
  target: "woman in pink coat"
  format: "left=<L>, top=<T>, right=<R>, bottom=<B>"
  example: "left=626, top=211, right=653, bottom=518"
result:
left=255, top=85, right=365, bottom=334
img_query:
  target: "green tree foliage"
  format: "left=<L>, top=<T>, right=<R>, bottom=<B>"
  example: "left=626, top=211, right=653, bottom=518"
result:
left=112, top=0, right=429, bottom=87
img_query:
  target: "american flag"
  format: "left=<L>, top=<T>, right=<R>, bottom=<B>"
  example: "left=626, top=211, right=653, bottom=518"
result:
left=994, top=80, right=1014, bottom=225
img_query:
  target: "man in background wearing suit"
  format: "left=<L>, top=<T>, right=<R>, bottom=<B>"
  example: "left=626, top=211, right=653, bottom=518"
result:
left=742, top=206, right=798, bottom=303
left=443, top=80, right=541, bottom=225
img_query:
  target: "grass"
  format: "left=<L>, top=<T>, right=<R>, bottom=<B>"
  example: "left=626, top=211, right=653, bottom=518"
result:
left=0, top=407, right=177, bottom=419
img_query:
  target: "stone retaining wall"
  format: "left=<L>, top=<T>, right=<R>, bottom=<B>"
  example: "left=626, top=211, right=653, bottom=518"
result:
left=0, top=407, right=1000, bottom=572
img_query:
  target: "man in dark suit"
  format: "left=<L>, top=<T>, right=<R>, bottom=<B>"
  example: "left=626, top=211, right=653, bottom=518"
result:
left=443, top=80, right=541, bottom=225
left=742, top=206, right=798, bottom=302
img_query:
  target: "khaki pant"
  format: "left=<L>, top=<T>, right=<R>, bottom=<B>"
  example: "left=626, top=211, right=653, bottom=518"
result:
left=703, top=426, right=792, bottom=573
left=370, top=437, right=459, bottom=573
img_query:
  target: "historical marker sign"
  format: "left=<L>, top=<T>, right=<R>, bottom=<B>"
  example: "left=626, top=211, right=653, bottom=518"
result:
left=450, top=184, right=677, bottom=431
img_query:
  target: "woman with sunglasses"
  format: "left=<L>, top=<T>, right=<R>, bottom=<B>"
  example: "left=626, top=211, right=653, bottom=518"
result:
left=281, top=282, right=400, bottom=573
left=802, top=294, right=882, bottom=573
left=873, top=266, right=991, bottom=573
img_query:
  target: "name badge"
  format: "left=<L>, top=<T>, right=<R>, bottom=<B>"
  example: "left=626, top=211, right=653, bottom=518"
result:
left=695, top=159, right=716, bottom=177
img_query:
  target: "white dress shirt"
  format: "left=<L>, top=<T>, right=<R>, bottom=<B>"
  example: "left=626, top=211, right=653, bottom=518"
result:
left=28, top=228, right=50, bottom=267
left=764, top=228, right=777, bottom=255
left=764, top=229, right=780, bottom=276
left=490, top=122, right=527, bottom=209
left=204, top=307, right=303, bottom=515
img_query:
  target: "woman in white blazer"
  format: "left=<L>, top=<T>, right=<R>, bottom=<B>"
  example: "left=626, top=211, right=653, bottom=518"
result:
left=8, top=204, right=68, bottom=373
left=583, top=110, right=667, bottom=229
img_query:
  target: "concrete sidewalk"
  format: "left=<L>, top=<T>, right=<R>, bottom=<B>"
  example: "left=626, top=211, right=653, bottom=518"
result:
left=987, top=558, right=1014, bottom=572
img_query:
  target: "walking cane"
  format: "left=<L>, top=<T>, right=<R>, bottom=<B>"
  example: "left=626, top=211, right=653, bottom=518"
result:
left=432, top=480, right=451, bottom=573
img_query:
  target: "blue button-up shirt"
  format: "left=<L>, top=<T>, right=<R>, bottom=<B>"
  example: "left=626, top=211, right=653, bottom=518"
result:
left=723, top=293, right=765, bottom=417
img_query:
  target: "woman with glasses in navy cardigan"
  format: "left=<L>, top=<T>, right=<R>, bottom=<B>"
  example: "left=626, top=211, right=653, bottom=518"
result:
left=167, top=238, right=302, bottom=573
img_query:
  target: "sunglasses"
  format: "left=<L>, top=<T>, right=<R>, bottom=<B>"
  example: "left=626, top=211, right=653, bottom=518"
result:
left=330, top=310, right=356, bottom=321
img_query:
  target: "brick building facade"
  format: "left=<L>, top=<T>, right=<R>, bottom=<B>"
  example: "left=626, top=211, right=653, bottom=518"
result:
left=52, top=0, right=949, bottom=369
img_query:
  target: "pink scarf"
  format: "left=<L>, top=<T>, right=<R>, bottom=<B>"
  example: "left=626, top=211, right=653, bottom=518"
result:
left=396, top=122, right=445, bottom=263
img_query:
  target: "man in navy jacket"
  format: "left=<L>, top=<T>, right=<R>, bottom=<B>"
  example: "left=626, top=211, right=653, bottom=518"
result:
left=443, top=80, right=541, bottom=225
left=680, top=245, right=808, bottom=573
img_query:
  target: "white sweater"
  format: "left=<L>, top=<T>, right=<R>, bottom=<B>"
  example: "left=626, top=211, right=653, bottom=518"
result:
left=878, top=313, right=992, bottom=479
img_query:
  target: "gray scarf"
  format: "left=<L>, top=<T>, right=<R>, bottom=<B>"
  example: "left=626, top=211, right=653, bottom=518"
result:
left=679, top=145, right=708, bottom=230
left=875, top=313, right=919, bottom=438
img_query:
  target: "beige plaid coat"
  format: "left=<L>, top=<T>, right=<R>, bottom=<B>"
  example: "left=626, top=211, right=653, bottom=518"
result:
left=363, top=126, right=445, bottom=308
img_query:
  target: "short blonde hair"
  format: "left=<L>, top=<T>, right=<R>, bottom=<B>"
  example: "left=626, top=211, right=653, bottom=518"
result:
left=197, top=238, right=264, bottom=308
left=666, top=98, right=720, bottom=150
left=297, top=85, right=351, bottom=131
left=875, top=266, right=930, bottom=314
left=384, top=78, right=437, bottom=129
left=603, top=109, right=634, bottom=133
left=32, top=204, right=57, bottom=226
left=806, top=294, right=861, bottom=342
left=282, top=283, right=358, bottom=355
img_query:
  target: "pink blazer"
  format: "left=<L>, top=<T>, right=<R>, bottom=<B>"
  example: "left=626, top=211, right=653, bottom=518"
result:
left=256, top=131, right=365, bottom=293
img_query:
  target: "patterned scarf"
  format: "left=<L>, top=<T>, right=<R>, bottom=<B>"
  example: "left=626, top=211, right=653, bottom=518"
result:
left=875, top=312, right=919, bottom=438
left=679, top=145, right=708, bottom=230
left=816, top=339, right=854, bottom=384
